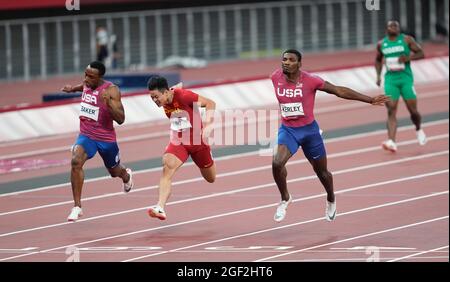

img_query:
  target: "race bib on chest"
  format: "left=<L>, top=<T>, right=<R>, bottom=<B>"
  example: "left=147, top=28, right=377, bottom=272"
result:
left=280, top=102, right=304, bottom=119
left=385, top=57, right=405, bottom=71
left=79, top=102, right=99, bottom=121
left=170, top=116, right=192, bottom=132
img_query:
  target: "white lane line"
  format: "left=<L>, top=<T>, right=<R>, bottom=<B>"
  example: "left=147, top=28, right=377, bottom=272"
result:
left=124, top=194, right=449, bottom=262
left=3, top=169, right=447, bottom=239
left=0, top=151, right=447, bottom=238
left=1, top=119, right=447, bottom=197
left=0, top=134, right=448, bottom=220
left=5, top=249, right=449, bottom=255
left=331, top=246, right=416, bottom=250
left=254, top=217, right=449, bottom=262
left=387, top=245, right=449, bottom=262
left=0, top=149, right=263, bottom=197
left=0, top=130, right=447, bottom=216
left=0, top=176, right=447, bottom=261
left=0, top=131, right=169, bottom=160
left=267, top=256, right=449, bottom=262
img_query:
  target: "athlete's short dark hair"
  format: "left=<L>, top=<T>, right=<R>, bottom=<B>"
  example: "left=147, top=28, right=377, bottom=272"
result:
left=88, top=61, right=106, bottom=76
left=147, top=75, right=169, bottom=91
left=283, top=49, right=302, bottom=62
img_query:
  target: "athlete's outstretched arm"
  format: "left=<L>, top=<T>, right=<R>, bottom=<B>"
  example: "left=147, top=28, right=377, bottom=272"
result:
left=321, top=81, right=389, bottom=106
left=104, top=85, right=126, bottom=124
left=61, top=84, right=84, bottom=93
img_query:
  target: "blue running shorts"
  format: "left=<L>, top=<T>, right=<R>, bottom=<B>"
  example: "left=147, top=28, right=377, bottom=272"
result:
left=73, top=134, right=120, bottom=168
left=277, top=120, right=326, bottom=160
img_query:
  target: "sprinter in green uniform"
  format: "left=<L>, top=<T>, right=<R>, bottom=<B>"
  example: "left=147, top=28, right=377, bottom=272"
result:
left=375, top=20, right=426, bottom=152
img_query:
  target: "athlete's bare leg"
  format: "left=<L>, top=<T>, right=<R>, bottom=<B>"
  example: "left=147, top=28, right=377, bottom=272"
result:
left=404, top=99, right=422, bottom=130
left=385, top=99, right=400, bottom=141
left=200, top=163, right=216, bottom=183
left=308, top=156, right=335, bottom=203
left=107, top=164, right=130, bottom=183
left=272, top=145, right=292, bottom=202
left=157, top=153, right=183, bottom=209
left=70, top=145, right=88, bottom=207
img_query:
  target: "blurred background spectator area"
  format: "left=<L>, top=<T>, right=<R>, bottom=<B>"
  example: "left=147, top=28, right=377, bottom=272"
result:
left=0, top=0, right=448, bottom=82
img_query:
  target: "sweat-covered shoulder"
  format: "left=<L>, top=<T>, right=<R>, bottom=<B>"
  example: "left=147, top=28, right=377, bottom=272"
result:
left=105, top=84, right=121, bottom=99
left=403, top=35, right=423, bottom=52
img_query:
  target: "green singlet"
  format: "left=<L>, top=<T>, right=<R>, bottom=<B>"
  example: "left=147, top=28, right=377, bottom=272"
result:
left=380, top=33, right=417, bottom=101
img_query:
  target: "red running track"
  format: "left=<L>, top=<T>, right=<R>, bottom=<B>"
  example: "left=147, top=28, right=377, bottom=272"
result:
left=0, top=81, right=448, bottom=262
